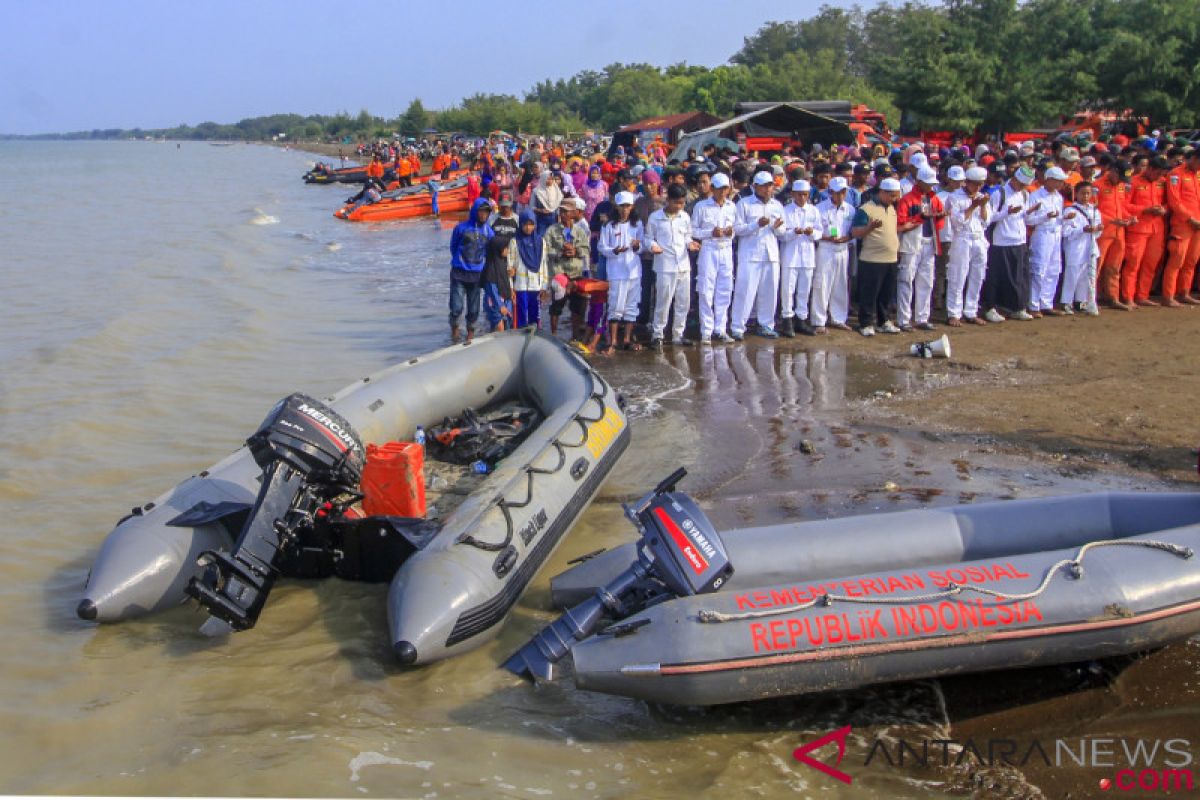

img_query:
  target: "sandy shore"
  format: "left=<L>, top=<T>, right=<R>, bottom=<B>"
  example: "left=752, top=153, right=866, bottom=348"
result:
left=822, top=304, right=1200, bottom=484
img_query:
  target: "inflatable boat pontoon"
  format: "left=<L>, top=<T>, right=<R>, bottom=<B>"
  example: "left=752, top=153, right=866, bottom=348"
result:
left=78, top=330, right=629, bottom=664
left=509, top=488, right=1200, bottom=705
left=335, top=177, right=471, bottom=221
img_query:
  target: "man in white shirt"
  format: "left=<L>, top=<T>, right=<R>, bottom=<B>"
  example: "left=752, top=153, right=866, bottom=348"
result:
left=945, top=166, right=991, bottom=326
left=691, top=172, right=738, bottom=343
left=598, top=192, right=645, bottom=352
left=1025, top=166, right=1068, bottom=316
left=934, top=165, right=964, bottom=310
left=982, top=165, right=1035, bottom=322
left=778, top=179, right=822, bottom=336
left=647, top=183, right=700, bottom=348
left=730, top=171, right=787, bottom=339
left=810, top=177, right=857, bottom=333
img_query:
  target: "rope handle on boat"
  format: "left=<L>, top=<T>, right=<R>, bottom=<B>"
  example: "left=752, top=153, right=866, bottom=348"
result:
left=456, top=383, right=609, bottom=553
left=696, top=538, right=1194, bottom=624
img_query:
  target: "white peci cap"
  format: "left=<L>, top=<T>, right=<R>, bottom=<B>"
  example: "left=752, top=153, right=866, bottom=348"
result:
left=752, top=171, right=775, bottom=185
left=879, top=178, right=903, bottom=192
left=792, top=179, right=811, bottom=193
left=917, top=166, right=939, bottom=184
left=947, top=165, right=966, bottom=181
left=828, top=176, right=849, bottom=192
left=965, top=166, right=988, bottom=182
left=710, top=172, right=730, bottom=189
left=1044, top=166, right=1068, bottom=181
left=615, top=191, right=636, bottom=206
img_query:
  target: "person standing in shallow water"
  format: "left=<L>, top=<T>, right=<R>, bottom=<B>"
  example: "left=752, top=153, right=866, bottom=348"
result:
left=448, top=198, right=494, bottom=343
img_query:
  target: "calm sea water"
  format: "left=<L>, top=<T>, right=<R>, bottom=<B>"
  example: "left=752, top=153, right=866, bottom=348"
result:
left=0, top=141, right=1188, bottom=799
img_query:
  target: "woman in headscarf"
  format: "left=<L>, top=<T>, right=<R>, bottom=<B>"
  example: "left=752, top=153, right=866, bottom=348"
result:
left=532, top=169, right=564, bottom=236
left=510, top=210, right=547, bottom=329
left=567, top=157, right=588, bottom=195
left=578, top=164, right=609, bottom=223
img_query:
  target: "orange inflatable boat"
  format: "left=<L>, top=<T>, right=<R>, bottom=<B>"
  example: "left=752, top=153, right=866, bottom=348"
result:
left=335, top=177, right=472, bottom=222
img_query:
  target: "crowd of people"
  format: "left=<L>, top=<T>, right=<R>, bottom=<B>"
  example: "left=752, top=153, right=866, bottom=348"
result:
left=440, top=130, right=1200, bottom=353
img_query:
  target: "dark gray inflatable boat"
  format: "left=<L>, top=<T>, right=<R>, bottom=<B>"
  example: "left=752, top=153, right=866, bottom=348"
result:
left=527, top=491, right=1200, bottom=705
left=78, top=330, right=629, bottom=664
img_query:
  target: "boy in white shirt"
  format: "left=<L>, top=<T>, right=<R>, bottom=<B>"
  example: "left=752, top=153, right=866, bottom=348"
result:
left=778, top=179, right=822, bottom=336
left=731, top=171, right=787, bottom=339
left=1060, top=181, right=1103, bottom=316
left=598, top=191, right=645, bottom=352
left=647, top=183, right=700, bottom=348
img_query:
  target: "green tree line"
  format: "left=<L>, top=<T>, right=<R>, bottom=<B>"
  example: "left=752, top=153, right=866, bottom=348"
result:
left=7, top=0, right=1198, bottom=143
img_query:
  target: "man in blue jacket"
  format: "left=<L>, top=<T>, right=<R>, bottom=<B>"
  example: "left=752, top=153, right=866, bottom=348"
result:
left=448, top=198, right=495, bottom=342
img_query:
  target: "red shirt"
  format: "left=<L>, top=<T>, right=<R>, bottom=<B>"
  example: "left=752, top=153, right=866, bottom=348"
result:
left=896, top=187, right=946, bottom=252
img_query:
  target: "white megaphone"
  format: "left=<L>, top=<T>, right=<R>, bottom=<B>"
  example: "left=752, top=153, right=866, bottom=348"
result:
left=910, top=334, right=951, bottom=359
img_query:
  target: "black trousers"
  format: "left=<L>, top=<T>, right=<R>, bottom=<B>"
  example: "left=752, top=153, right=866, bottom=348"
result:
left=982, top=243, right=1030, bottom=312
left=857, top=259, right=898, bottom=328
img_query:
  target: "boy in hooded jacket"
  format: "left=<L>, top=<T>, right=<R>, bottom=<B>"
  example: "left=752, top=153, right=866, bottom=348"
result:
left=448, top=198, right=495, bottom=342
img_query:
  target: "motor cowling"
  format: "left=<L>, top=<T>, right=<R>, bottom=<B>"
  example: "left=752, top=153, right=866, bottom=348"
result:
left=636, top=491, right=731, bottom=597
left=186, top=393, right=364, bottom=632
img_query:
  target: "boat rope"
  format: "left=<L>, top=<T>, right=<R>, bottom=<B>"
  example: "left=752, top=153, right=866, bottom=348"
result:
left=455, top=381, right=609, bottom=556
left=696, top=538, right=1193, bottom=624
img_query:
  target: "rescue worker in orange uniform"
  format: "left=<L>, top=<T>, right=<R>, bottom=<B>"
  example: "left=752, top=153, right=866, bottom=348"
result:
left=408, top=151, right=421, bottom=179
left=1162, top=149, right=1200, bottom=305
left=1095, top=158, right=1135, bottom=308
left=1136, top=156, right=1171, bottom=305
left=1122, top=156, right=1169, bottom=306
left=395, top=154, right=413, bottom=187
left=366, top=157, right=385, bottom=182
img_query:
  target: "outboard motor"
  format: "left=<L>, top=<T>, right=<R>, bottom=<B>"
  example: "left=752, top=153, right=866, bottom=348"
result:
left=186, top=393, right=364, bottom=633
left=504, top=468, right=733, bottom=680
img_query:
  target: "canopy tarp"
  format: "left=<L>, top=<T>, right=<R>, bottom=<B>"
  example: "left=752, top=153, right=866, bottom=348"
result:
left=670, top=103, right=853, bottom=161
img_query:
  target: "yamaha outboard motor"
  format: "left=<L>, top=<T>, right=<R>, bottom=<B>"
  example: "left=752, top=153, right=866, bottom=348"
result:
left=504, top=468, right=733, bottom=680
left=186, top=393, right=364, bottom=633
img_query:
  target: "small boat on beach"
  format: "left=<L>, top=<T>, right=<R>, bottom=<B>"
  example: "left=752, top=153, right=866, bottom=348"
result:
left=77, top=330, right=630, bottom=664
left=518, top=490, right=1200, bottom=705
left=304, top=164, right=379, bottom=184
left=335, top=177, right=471, bottom=222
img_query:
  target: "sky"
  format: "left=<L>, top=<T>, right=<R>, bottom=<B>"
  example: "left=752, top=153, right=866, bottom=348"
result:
left=1, top=0, right=867, bottom=136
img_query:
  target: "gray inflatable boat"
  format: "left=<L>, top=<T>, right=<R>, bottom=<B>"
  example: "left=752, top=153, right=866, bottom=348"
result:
left=78, top=330, right=629, bottom=664
left=527, top=491, right=1200, bottom=705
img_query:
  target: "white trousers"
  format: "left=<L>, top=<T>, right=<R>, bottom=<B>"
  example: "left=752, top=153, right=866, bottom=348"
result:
left=606, top=278, right=640, bottom=322
left=896, top=238, right=935, bottom=326
left=780, top=265, right=815, bottom=320
left=732, top=259, right=780, bottom=335
left=946, top=237, right=988, bottom=319
left=1029, top=231, right=1063, bottom=311
left=652, top=269, right=691, bottom=340
left=697, top=246, right=734, bottom=337
left=1061, top=255, right=1098, bottom=305
left=810, top=245, right=850, bottom=327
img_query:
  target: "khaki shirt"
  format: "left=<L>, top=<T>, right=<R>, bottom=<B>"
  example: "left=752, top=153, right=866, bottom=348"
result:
left=856, top=201, right=899, bottom=263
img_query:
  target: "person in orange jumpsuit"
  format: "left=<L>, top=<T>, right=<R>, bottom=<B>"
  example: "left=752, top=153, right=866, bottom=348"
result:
left=1095, top=158, right=1135, bottom=307
left=1136, top=156, right=1171, bottom=305
left=1123, top=156, right=1169, bottom=306
left=408, top=151, right=421, bottom=179
left=1162, top=149, right=1200, bottom=305
left=395, top=154, right=412, bottom=187
left=366, top=157, right=385, bottom=182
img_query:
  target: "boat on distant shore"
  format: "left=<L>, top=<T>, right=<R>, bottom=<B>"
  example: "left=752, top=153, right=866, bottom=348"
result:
left=335, top=176, right=471, bottom=221
left=534, top=491, right=1200, bottom=705
left=77, top=330, right=630, bottom=665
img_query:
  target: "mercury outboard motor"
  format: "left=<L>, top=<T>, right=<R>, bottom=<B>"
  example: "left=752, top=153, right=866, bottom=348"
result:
left=504, top=468, right=733, bottom=681
left=186, top=393, right=364, bottom=633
